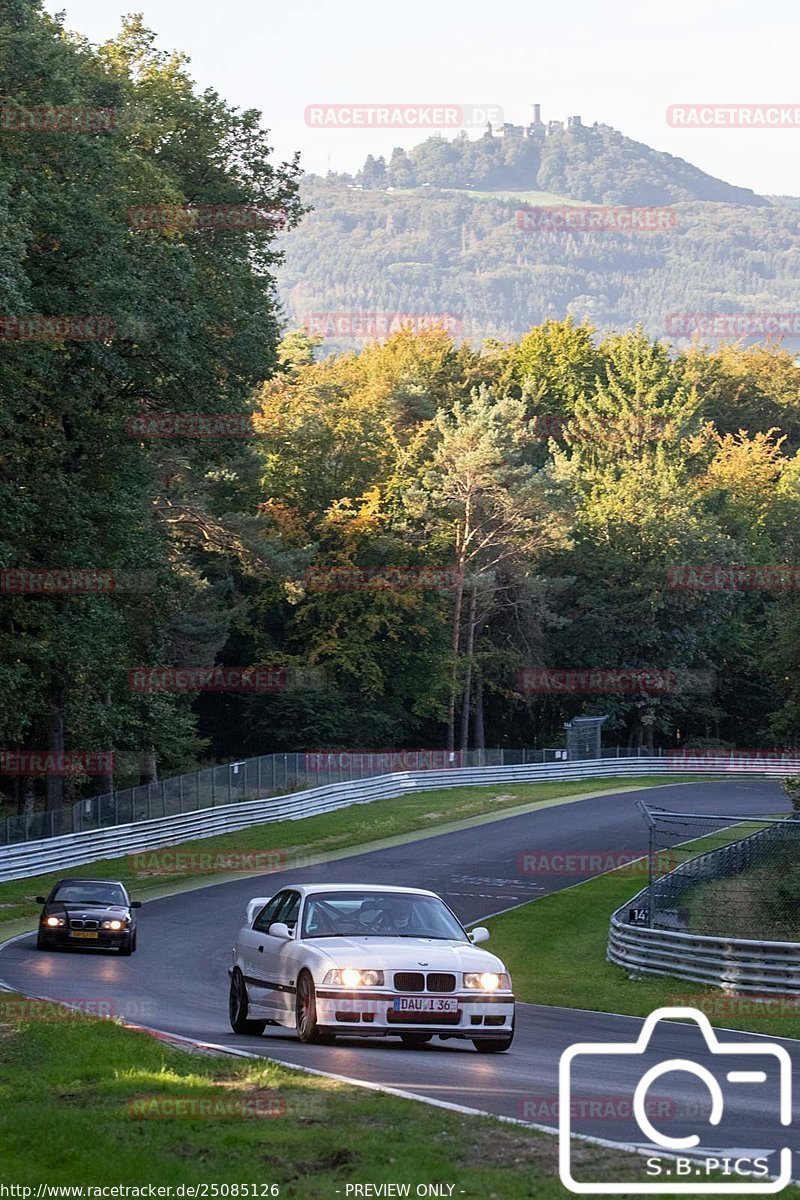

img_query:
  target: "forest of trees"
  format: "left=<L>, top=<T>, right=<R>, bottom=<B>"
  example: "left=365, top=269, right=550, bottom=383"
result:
left=4, top=2, right=800, bottom=826
left=279, top=177, right=800, bottom=350
left=347, top=123, right=766, bottom=206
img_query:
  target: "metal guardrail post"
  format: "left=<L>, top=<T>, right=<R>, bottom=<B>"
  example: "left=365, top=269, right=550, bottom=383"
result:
left=635, top=798, right=657, bottom=929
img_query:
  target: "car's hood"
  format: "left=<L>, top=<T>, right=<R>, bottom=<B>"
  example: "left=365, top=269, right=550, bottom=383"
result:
left=45, top=903, right=130, bottom=921
left=308, top=936, right=507, bottom=973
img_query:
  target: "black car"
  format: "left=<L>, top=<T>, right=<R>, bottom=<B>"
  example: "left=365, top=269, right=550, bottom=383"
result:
left=36, top=878, right=141, bottom=955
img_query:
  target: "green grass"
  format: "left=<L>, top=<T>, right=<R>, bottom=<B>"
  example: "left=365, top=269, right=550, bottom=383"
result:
left=0, top=994, right=692, bottom=1194
left=488, top=822, right=800, bottom=1038
left=683, top=846, right=800, bottom=942
left=0, top=775, right=696, bottom=931
left=404, top=185, right=591, bottom=205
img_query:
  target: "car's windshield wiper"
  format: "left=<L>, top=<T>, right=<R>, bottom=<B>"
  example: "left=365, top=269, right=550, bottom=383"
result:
left=395, top=934, right=452, bottom=939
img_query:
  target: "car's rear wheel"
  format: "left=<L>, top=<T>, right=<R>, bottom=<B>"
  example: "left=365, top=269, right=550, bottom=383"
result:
left=401, top=1033, right=433, bottom=1048
left=229, top=968, right=267, bottom=1035
left=295, top=970, right=324, bottom=1043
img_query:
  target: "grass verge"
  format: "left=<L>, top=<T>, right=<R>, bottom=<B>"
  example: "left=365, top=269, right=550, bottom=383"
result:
left=0, top=775, right=699, bottom=932
left=684, top=847, right=800, bottom=942
left=0, top=993, right=705, bottom=1195
left=487, top=822, right=800, bottom=1039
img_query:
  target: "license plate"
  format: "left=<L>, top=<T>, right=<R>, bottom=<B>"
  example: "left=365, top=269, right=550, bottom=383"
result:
left=392, top=996, right=458, bottom=1013
left=70, top=931, right=99, bottom=939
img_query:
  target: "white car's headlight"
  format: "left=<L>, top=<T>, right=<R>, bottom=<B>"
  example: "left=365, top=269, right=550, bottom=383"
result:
left=464, top=971, right=510, bottom=991
left=323, top=969, right=384, bottom=987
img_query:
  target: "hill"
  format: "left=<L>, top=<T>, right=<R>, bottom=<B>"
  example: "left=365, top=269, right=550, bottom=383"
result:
left=346, top=118, right=767, bottom=207
left=277, top=177, right=800, bottom=350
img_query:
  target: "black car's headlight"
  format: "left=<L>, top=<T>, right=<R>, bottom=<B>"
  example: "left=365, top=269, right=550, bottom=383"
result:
left=463, top=971, right=510, bottom=991
left=42, top=915, right=65, bottom=928
left=323, top=969, right=384, bottom=987
left=101, top=919, right=129, bottom=931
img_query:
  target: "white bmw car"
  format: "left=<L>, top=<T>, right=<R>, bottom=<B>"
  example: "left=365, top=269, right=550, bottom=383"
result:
left=229, top=883, right=515, bottom=1052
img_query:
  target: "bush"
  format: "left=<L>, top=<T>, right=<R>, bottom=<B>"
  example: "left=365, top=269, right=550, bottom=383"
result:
left=782, top=777, right=800, bottom=811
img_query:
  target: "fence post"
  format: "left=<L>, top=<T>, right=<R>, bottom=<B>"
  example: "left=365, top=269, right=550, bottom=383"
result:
left=211, top=770, right=215, bottom=808
left=635, top=799, right=657, bottom=929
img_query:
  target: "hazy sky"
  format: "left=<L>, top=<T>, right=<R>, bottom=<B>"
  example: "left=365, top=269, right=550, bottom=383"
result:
left=44, top=0, right=800, bottom=195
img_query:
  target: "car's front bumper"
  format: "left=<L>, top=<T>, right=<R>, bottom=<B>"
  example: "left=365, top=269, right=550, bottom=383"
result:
left=314, top=989, right=515, bottom=1037
left=39, top=928, right=133, bottom=950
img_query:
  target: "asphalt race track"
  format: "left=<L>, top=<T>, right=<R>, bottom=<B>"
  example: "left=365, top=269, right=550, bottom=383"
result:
left=2, top=779, right=799, bottom=1181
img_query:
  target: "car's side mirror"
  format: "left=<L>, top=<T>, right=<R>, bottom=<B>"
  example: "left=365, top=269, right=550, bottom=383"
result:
left=130, top=901, right=142, bottom=909
left=469, top=926, right=490, bottom=944
left=268, top=922, right=292, bottom=939
left=35, top=896, right=46, bottom=905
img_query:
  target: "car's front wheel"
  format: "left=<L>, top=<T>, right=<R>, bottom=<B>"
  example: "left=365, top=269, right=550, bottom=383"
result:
left=295, top=970, right=325, bottom=1043
left=229, top=968, right=267, bottom=1035
left=119, top=933, right=135, bottom=957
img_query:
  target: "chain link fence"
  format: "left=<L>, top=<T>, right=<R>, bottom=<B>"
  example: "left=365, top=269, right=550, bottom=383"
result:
left=631, top=801, right=800, bottom=941
left=0, top=744, right=659, bottom=846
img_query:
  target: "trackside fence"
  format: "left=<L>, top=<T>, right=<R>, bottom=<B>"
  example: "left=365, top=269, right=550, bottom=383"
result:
left=608, top=809, right=800, bottom=994
left=0, top=746, right=591, bottom=847
left=1, top=753, right=799, bottom=883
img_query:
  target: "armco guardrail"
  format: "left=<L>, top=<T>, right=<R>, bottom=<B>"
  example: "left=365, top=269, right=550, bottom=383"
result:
left=608, top=920, right=800, bottom=995
left=608, top=815, right=800, bottom=995
left=1, top=754, right=799, bottom=884
left=0, top=746, right=590, bottom=846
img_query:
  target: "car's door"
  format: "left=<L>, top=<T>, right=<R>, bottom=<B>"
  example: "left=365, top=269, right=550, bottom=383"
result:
left=258, top=890, right=302, bottom=1022
left=239, top=892, right=287, bottom=1015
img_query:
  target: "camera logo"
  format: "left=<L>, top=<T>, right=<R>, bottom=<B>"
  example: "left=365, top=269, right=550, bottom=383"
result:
left=559, top=1007, right=792, bottom=1194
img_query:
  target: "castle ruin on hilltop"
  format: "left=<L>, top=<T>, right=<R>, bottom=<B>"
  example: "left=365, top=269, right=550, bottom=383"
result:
left=487, top=104, right=585, bottom=139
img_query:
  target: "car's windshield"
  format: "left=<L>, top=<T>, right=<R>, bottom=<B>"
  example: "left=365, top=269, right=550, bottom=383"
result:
left=51, top=883, right=127, bottom=907
left=301, top=891, right=467, bottom=940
